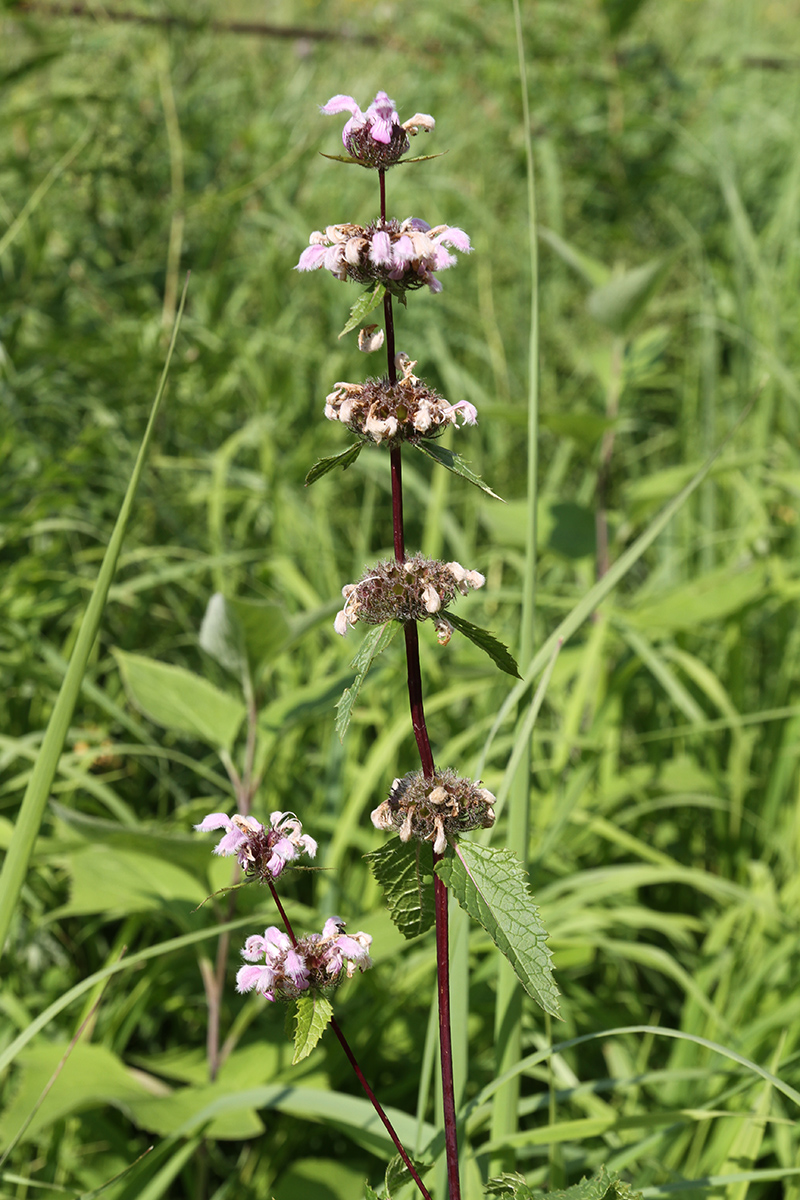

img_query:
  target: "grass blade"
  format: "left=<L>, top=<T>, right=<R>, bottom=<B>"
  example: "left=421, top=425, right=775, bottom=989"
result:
left=0, top=279, right=189, bottom=960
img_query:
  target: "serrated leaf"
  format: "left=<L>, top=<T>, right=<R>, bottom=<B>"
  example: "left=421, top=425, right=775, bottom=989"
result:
left=444, top=612, right=521, bottom=678
left=485, top=1173, right=531, bottom=1198
left=339, top=283, right=386, bottom=338
left=292, top=993, right=333, bottom=1064
left=385, top=1153, right=433, bottom=1197
left=305, top=442, right=363, bottom=486
left=365, top=840, right=435, bottom=939
left=435, top=842, right=559, bottom=1016
left=335, top=623, right=400, bottom=740
left=415, top=440, right=504, bottom=500
left=364, top=1184, right=381, bottom=1200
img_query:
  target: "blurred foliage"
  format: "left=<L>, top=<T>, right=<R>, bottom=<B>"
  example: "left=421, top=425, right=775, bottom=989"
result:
left=3, top=0, right=800, bottom=1197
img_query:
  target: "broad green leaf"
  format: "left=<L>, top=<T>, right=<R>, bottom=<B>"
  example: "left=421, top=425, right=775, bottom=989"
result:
left=51, top=846, right=206, bottom=919
left=0, top=281, right=188, bottom=961
left=586, top=258, right=671, bottom=335
left=601, top=0, right=649, bottom=36
left=0, top=1042, right=158, bottom=1150
left=339, top=283, right=386, bottom=338
left=414, top=440, right=504, bottom=500
left=113, top=650, right=246, bottom=751
left=292, top=994, right=333, bottom=1064
left=335, top=623, right=401, bottom=740
left=539, top=410, right=614, bottom=445
left=365, top=840, right=435, bottom=939
left=445, top=612, right=521, bottom=678
left=364, top=1184, right=381, bottom=1200
left=229, top=596, right=292, bottom=674
left=626, top=561, right=770, bottom=633
left=435, top=842, right=559, bottom=1016
left=538, top=227, right=610, bottom=287
left=305, top=441, right=363, bottom=486
left=201, top=592, right=292, bottom=680
left=199, top=591, right=245, bottom=676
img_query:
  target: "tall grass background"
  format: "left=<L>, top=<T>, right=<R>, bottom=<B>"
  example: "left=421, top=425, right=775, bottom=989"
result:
left=2, top=0, right=800, bottom=1196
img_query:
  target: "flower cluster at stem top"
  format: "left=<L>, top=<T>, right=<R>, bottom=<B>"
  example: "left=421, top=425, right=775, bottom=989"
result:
left=334, top=554, right=485, bottom=638
left=236, top=918, right=373, bottom=1001
left=372, top=769, right=496, bottom=855
left=296, top=218, right=471, bottom=295
left=194, top=810, right=317, bottom=881
left=321, top=90, right=434, bottom=169
left=325, top=352, right=477, bottom=445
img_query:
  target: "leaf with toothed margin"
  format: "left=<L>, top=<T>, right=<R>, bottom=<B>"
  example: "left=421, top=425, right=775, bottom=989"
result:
left=365, top=839, right=435, bottom=939
left=305, top=442, right=363, bottom=486
left=435, top=841, right=560, bottom=1017
left=363, top=1185, right=381, bottom=1200
left=335, top=622, right=400, bottom=740
left=292, top=993, right=333, bottom=1064
left=339, top=283, right=386, bottom=338
left=414, top=440, right=504, bottom=500
left=444, top=612, right=521, bottom=678
left=385, top=1153, right=434, bottom=1198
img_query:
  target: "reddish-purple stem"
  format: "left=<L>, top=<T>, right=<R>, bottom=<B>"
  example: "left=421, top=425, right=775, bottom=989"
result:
left=433, top=859, right=461, bottom=1200
left=381, top=166, right=462, bottom=1200
left=268, top=881, right=431, bottom=1200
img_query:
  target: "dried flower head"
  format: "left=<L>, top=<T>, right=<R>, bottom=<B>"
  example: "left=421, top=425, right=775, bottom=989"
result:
left=194, top=810, right=317, bottom=881
left=325, top=353, right=477, bottom=445
left=334, top=554, right=485, bottom=636
left=371, top=769, right=496, bottom=854
left=296, top=217, right=470, bottom=295
left=235, top=917, right=373, bottom=1001
left=321, top=90, right=434, bottom=169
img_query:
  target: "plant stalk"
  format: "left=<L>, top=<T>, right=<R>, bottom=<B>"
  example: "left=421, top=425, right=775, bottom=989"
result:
left=267, top=882, right=432, bottom=1200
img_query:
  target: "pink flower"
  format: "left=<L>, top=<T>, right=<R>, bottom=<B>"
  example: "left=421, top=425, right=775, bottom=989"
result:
left=320, top=92, right=434, bottom=169
left=195, top=810, right=317, bottom=880
left=235, top=920, right=373, bottom=1003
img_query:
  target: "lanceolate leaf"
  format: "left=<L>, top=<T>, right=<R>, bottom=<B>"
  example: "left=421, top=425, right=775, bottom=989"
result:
left=414, top=440, right=504, bottom=500
left=435, top=842, right=559, bottom=1017
left=305, top=442, right=363, bottom=486
left=365, top=839, right=435, bottom=939
left=445, top=612, right=521, bottom=678
left=292, top=993, right=333, bottom=1064
left=339, top=283, right=386, bottom=338
left=113, top=650, right=246, bottom=752
left=335, top=623, right=400, bottom=740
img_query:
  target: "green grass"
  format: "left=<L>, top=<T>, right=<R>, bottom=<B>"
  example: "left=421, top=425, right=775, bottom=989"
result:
left=2, top=0, right=800, bottom=1197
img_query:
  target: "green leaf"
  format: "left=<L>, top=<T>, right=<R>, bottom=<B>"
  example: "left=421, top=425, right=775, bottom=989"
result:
left=0, top=281, right=188, bottom=961
left=113, top=650, right=246, bottom=751
left=538, top=227, right=610, bottom=288
left=201, top=592, right=293, bottom=681
left=444, top=612, right=521, bottom=678
left=199, top=591, right=245, bottom=676
left=435, top=842, right=559, bottom=1017
left=415, top=440, right=504, bottom=500
left=339, top=283, right=386, bottom=338
left=385, top=1153, right=432, bottom=1198
left=335, top=623, right=401, bottom=740
left=586, top=258, right=671, bottom=335
left=292, top=994, right=333, bottom=1064
left=601, top=0, right=649, bottom=37
left=365, top=840, right=435, bottom=939
left=364, top=1185, right=381, bottom=1200
left=305, top=442, right=363, bottom=486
